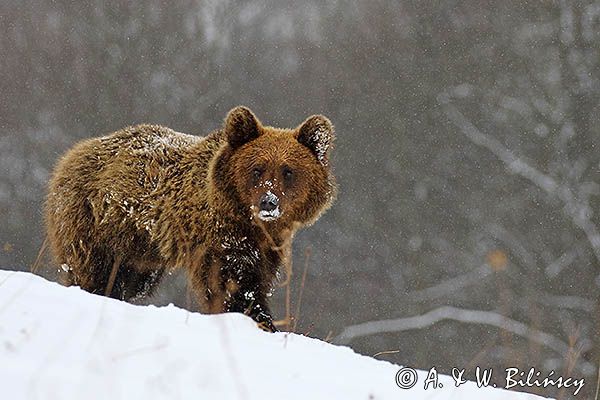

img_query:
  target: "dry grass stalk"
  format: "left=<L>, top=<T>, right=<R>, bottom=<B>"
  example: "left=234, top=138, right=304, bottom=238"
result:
left=250, top=211, right=300, bottom=331
left=31, top=236, right=48, bottom=274
left=292, top=247, right=311, bottom=332
left=557, top=328, right=583, bottom=400
left=372, top=350, right=400, bottom=358
left=104, top=255, right=123, bottom=296
left=594, top=360, right=599, bottom=400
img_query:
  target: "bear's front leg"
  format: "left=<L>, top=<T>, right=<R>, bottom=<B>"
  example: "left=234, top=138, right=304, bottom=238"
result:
left=218, top=248, right=277, bottom=332
left=227, top=292, right=276, bottom=333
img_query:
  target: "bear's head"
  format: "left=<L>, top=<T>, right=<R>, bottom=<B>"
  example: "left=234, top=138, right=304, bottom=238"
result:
left=216, top=106, right=336, bottom=228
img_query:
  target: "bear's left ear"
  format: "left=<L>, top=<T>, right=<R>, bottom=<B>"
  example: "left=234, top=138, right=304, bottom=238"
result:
left=225, top=106, right=262, bottom=149
left=296, top=115, right=334, bottom=166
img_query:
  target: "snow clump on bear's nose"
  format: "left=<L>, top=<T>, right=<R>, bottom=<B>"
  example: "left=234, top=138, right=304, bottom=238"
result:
left=258, top=190, right=281, bottom=221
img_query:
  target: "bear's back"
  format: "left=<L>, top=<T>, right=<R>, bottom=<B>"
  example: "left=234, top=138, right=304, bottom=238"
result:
left=97, top=124, right=201, bottom=159
left=46, top=124, right=221, bottom=258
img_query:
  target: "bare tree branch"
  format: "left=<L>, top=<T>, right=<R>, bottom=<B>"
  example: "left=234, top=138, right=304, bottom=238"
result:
left=439, top=93, right=559, bottom=193
left=534, top=292, right=595, bottom=313
left=545, top=251, right=578, bottom=278
left=407, top=264, right=492, bottom=302
left=334, top=305, right=595, bottom=374
left=439, top=91, right=600, bottom=266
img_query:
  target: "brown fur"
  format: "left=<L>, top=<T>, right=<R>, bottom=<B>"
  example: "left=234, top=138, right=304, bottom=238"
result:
left=45, top=106, right=336, bottom=331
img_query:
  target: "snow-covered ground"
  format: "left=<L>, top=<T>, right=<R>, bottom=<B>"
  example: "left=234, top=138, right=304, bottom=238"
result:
left=0, top=270, right=550, bottom=400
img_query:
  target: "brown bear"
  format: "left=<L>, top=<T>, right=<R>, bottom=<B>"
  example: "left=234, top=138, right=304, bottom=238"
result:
left=44, top=106, right=336, bottom=331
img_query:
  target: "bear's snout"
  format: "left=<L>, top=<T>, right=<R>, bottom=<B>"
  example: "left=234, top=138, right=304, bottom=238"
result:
left=258, top=191, right=281, bottom=221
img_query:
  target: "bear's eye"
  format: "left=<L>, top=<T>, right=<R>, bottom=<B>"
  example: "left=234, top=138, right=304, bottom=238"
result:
left=252, top=167, right=263, bottom=179
left=282, top=167, right=294, bottom=182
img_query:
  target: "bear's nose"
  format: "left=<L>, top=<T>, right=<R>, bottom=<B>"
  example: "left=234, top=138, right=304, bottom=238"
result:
left=259, top=192, right=279, bottom=213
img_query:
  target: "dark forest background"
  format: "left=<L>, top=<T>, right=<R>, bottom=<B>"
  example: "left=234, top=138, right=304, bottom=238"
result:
left=1, top=1, right=599, bottom=398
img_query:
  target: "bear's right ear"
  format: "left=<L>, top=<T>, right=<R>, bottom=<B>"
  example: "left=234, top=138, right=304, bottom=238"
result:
left=224, top=106, right=261, bottom=149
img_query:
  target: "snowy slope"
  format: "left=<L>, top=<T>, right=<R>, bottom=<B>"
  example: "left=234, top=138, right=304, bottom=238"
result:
left=0, top=270, right=550, bottom=400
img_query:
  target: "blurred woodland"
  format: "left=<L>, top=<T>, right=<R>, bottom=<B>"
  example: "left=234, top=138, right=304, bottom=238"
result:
left=1, top=1, right=599, bottom=398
